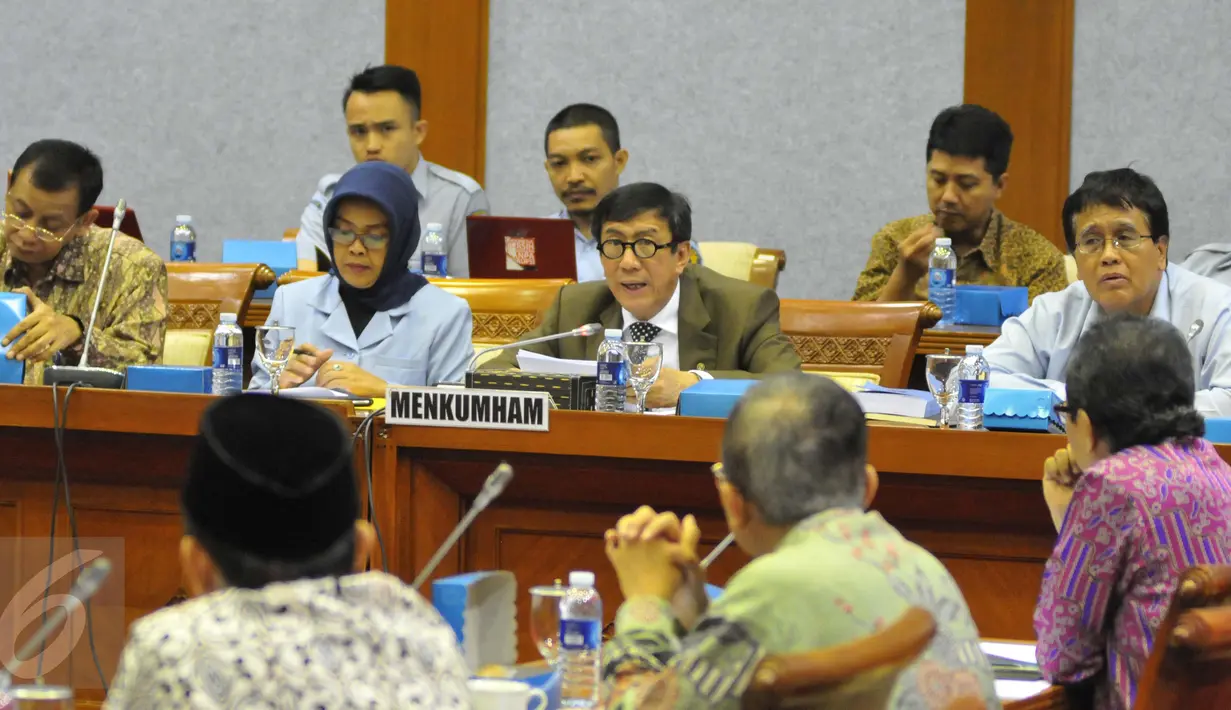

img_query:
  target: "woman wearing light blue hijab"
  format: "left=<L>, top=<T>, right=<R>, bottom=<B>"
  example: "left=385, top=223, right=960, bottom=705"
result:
left=250, top=162, right=473, bottom=395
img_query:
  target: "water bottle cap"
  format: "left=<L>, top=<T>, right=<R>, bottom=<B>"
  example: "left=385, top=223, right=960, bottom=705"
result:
left=426, top=222, right=444, bottom=232
left=568, top=571, right=595, bottom=588
left=934, top=237, right=952, bottom=247
left=219, top=313, right=238, bottom=324
left=176, top=215, right=193, bottom=225
left=965, top=344, right=983, bottom=354
left=604, top=329, right=623, bottom=339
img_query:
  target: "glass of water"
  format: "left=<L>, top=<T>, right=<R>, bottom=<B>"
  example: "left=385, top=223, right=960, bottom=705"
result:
left=255, top=325, right=296, bottom=395
left=529, top=580, right=567, bottom=665
left=624, top=342, right=664, bottom=414
left=7, top=685, right=73, bottom=709
left=925, top=352, right=963, bottom=429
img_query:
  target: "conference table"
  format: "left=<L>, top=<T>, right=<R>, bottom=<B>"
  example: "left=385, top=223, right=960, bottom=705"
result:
left=2, top=384, right=1187, bottom=706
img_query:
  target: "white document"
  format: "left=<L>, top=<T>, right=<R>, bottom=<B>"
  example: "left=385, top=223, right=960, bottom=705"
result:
left=261, top=386, right=362, bottom=400
left=516, top=350, right=598, bottom=377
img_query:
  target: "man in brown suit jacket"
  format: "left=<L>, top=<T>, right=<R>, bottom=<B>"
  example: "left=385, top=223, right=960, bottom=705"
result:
left=485, top=183, right=800, bottom=408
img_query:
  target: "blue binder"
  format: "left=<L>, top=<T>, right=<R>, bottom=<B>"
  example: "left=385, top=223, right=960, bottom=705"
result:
left=0, top=292, right=28, bottom=385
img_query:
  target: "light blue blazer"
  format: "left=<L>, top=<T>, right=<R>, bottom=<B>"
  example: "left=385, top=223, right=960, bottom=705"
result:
left=984, top=263, right=1231, bottom=416
left=249, top=275, right=473, bottom=390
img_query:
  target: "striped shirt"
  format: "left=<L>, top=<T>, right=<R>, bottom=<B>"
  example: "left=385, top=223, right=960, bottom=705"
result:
left=1034, top=438, right=1231, bottom=710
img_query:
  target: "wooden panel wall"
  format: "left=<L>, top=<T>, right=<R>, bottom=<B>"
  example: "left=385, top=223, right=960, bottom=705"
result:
left=386, top=0, right=490, bottom=184
left=965, top=0, right=1076, bottom=249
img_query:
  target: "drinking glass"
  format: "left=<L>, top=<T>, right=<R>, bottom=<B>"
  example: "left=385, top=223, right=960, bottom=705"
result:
left=623, top=342, right=664, bottom=414
left=255, top=326, right=296, bottom=395
left=925, top=352, right=963, bottom=429
left=7, top=685, right=73, bottom=709
left=528, top=580, right=567, bottom=665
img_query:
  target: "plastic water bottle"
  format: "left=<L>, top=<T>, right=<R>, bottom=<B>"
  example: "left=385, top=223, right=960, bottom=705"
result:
left=211, top=313, right=243, bottom=395
left=957, top=344, right=990, bottom=430
left=928, top=236, right=956, bottom=325
left=559, top=570, right=602, bottom=708
left=420, top=222, right=447, bottom=276
left=170, top=215, right=197, bottom=262
left=594, top=329, right=626, bottom=413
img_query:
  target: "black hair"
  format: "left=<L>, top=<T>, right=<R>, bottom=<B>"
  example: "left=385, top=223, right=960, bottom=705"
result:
left=10, top=139, right=104, bottom=216
left=185, top=516, right=357, bottom=590
left=722, top=374, right=868, bottom=526
left=344, top=65, right=422, bottom=119
left=544, top=103, right=621, bottom=154
left=591, top=183, right=691, bottom=250
left=1061, top=168, right=1170, bottom=254
left=1066, top=313, right=1204, bottom=453
left=926, top=104, right=1013, bottom=181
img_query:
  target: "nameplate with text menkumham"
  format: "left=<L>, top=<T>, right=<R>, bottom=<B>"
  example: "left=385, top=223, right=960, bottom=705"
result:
left=385, top=386, right=550, bottom=432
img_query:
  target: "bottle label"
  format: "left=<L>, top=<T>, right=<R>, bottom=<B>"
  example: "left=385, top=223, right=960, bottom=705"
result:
left=212, top=345, right=243, bottom=371
left=422, top=253, right=448, bottom=277
left=597, top=360, right=627, bottom=387
left=928, top=267, right=954, bottom=289
left=959, top=379, right=986, bottom=404
left=171, top=240, right=196, bottom=262
left=559, top=618, right=602, bottom=651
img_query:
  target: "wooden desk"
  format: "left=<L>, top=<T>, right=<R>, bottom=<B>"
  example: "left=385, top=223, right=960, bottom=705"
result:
left=916, top=324, right=1001, bottom=356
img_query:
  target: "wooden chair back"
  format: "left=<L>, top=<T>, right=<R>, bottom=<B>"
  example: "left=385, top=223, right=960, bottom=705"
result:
left=94, top=204, right=144, bottom=242
left=1136, top=565, right=1231, bottom=710
left=750, top=248, right=787, bottom=290
left=274, top=272, right=569, bottom=346
left=779, top=300, right=941, bottom=387
left=742, top=606, right=936, bottom=710
left=166, top=263, right=275, bottom=330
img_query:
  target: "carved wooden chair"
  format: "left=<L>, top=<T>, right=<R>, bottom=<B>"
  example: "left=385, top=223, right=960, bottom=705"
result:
left=697, top=242, right=788, bottom=290
left=742, top=606, right=936, bottom=709
left=165, top=263, right=275, bottom=366
left=94, top=204, right=144, bottom=241
left=779, top=300, right=941, bottom=388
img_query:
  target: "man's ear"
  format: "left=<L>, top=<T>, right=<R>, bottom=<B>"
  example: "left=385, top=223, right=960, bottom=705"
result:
left=716, top=478, right=748, bottom=532
left=352, top=520, right=377, bottom=573
left=180, top=535, right=218, bottom=598
left=614, top=148, right=629, bottom=175
left=415, top=119, right=429, bottom=147
left=993, top=171, right=1009, bottom=200
left=6, top=170, right=11, bottom=189
left=863, top=465, right=880, bottom=510
left=81, top=208, right=99, bottom=231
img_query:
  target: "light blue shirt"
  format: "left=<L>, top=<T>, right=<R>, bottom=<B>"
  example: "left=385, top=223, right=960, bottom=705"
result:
left=984, top=264, right=1231, bottom=417
left=550, top=208, right=704, bottom=284
left=299, top=159, right=488, bottom=276
left=248, top=274, right=474, bottom=389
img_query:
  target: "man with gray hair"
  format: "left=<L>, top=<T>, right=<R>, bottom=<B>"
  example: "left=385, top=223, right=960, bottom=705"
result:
left=601, top=373, right=998, bottom=709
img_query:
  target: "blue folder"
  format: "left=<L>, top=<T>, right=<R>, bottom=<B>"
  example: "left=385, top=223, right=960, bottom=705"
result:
left=222, top=240, right=297, bottom=299
left=0, top=292, right=28, bottom=385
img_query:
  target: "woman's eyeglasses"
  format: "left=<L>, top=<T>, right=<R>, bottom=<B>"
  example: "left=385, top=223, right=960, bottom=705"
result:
left=1053, top=401, right=1077, bottom=420
left=328, top=228, right=389, bottom=250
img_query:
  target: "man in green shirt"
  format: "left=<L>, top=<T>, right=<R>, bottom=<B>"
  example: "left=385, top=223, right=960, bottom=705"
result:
left=602, top=373, right=998, bottom=708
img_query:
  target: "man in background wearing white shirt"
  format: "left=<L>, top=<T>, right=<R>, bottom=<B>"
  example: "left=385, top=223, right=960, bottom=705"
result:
left=297, top=65, right=488, bottom=275
left=486, top=182, right=800, bottom=407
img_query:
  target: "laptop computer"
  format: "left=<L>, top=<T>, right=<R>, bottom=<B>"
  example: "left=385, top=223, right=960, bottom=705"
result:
left=466, top=215, right=579, bottom=281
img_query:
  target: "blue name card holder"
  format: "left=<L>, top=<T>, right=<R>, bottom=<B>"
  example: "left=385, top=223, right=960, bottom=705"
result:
left=0, top=293, right=28, bottom=385
left=432, top=571, right=517, bottom=671
left=678, top=379, right=759, bottom=419
left=125, top=365, right=212, bottom=394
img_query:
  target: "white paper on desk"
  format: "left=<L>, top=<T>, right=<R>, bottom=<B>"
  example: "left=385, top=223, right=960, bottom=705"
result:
left=269, top=386, right=363, bottom=400
left=980, top=640, right=1037, bottom=664
left=516, top=350, right=598, bottom=376
left=989, top=372, right=1066, bottom=400
left=995, top=679, right=1052, bottom=700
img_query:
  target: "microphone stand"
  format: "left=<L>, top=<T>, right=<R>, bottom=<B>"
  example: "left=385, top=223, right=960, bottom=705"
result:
left=42, top=200, right=129, bottom=389
left=466, top=323, right=604, bottom=373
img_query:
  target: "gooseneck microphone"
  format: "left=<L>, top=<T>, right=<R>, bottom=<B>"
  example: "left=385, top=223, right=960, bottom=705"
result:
left=467, top=322, right=604, bottom=372
left=1187, top=319, right=1204, bottom=344
left=42, top=199, right=128, bottom=388
left=1, top=557, right=112, bottom=689
left=411, top=463, right=515, bottom=589
left=700, top=532, right=736, bottom=569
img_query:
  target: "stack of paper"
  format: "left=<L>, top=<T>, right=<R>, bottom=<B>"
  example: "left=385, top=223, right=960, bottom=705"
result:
left=853, top=384, right=940, bottom=419
left=516, top=351, right=597, bottom=376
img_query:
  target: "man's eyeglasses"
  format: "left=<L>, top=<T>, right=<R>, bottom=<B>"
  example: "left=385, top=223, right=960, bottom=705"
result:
left=1074, top=231, right=1154, bottom=255
left=328, top=228, right=389, bottom=250
left=1, top=212, right=79, bottom=243
left=599, top=237, right=681, bottom=260
left=711, top=462, right=727, bottom=482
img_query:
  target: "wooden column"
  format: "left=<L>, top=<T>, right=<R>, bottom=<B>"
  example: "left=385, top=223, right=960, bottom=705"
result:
left=964, top=0, right=1075, bottom=249
left=386, top=0, right=490, bottom=184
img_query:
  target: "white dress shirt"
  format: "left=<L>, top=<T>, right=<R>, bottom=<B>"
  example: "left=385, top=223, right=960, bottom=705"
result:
left=619, top=280, right=712, bottom=380
left=984, top=264, right=1231, bottom=417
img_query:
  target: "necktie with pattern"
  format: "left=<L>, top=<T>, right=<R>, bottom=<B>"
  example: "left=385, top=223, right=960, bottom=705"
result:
left=626, top=321, right=662, bottom=343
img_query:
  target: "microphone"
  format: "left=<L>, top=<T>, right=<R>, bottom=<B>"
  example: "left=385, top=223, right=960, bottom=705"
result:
left=411, top=462, right=514, bottom=589
left=467, top=322, right=604, bottom=372
left=1, top=557, right=112, bottom=687
left=1187, top=319, right=1204, bottom=344
left=700, top=532, right=735, bottom=569
left=42, top=200, right=129, bottom=389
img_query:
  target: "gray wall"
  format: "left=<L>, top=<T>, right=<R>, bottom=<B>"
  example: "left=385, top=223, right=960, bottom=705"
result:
left=0, top=1, right=383, bottom=262
left=485, top=0, right=967, bottom=300
left=1070, top=0, right=1231, bottom=262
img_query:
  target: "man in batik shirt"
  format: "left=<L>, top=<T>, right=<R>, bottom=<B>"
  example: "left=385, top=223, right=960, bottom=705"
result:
left=601, top=373, right=999, bottom=709
left=1, top=139, right=166, bottom=385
